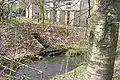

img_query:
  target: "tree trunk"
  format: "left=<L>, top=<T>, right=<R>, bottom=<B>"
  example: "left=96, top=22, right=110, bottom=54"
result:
left=41, top=0, right=45, bottom=24
left=53, top=0, right=57, bottom=24
left=85, top=0, right=119, bottom=80
left=0, top=0, right=4, bottom=21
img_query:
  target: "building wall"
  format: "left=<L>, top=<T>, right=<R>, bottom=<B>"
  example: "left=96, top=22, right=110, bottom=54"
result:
left=74, top=11, right=80, bottom=26
left=25, top=0, right=92, bottom=26
left=25, top=0, right=39, bottom=18
left=45, top=0, right=91, bottom=26
left=59, top=11, right=65, bottom=24
left=32, top=4, right=39, bottom=18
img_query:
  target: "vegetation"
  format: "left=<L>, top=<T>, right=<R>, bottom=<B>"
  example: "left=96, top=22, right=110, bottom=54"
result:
left=51, top=66, right=86, bottom=80
left=0, top=78, right=10, bottom=80
left=10, top=17, right=52, bottom=26
left=113, top=78, right=120, bottom=80
left=0, top=0, right=120, bottom=80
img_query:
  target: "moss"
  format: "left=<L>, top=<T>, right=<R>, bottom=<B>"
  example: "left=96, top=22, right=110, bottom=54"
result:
left=67, top=45, right=88, bottom=56
left=10, top=18, right=28, bottom=24
left=32, top=38, right=45, bottom=49
left=53, top=45, right=67, bottom=51
left=10, top=17, right=52, bottom=26
left=51, top=65, right=119, bottom=80
left=35, top=19, right=53, bottom=26
left=112, top=77, right=120, bottom=80
left=15, top=55, right=42, bottom=64
left=68, top=48, right=87, bottom=55
left=0, top=78, right=10, bottom=80
left=51, top=65, right=86, bottom=80
left=54, top=44, right=88, bottom=55
left=117, top=40, right=120, bottom=50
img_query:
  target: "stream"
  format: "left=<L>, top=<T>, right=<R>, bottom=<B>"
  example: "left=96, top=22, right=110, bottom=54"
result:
left=16, top=55, right=87, bottom=80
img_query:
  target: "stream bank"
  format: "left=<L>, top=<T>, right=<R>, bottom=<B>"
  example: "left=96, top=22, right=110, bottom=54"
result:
left=0, top=23, right=88, bottom=80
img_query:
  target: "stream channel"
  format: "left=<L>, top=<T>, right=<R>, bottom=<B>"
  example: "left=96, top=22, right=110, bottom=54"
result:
left=16, top=55, right=87, bottom=80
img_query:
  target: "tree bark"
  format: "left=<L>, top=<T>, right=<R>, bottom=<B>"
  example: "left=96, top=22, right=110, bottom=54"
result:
left=0, top=0, right=4, bottom=21
left=85, top=0, right=119, bottom=80
left=53, top=0, right=57, bottom=24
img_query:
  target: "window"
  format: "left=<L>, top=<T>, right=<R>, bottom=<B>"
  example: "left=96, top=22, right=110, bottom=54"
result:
left=66, top=2, right=71, bottom=5
left=66, top=1, right=72, bottom=9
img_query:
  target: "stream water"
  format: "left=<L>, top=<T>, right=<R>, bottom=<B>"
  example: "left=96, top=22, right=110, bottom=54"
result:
left=16, top=55, right=87, bottom=80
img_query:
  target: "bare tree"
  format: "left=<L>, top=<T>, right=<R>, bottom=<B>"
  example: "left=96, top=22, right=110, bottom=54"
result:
left=0, top=0, right=18, bottom=21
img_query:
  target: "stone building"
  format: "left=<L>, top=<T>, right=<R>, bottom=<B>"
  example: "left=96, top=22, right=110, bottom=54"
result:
left=45, top=0, right=90, bottom=26
left=25, top=0, right=39, bottom=18
left=25, top=0, right=91, bottom=26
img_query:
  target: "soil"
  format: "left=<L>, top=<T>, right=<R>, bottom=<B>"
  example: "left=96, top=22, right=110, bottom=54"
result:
left=0, top=22, right=88, bottom=58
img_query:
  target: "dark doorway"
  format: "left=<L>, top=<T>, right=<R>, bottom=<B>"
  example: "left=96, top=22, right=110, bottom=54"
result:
left=67, top=11, right=70, bottom=25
